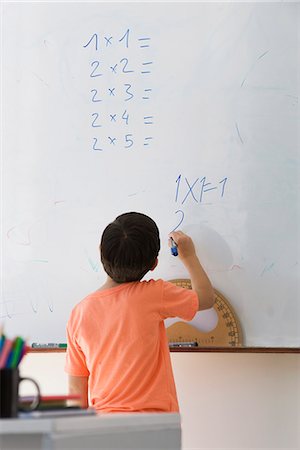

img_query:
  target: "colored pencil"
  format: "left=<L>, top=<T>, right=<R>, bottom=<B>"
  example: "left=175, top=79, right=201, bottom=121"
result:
left=0, top=339, right=13, bottom=369
left=0, top=334, right=5, bottom=353
left=16, top=344, right=28, bottom=366
left=10, top=337, right=25, bottom=368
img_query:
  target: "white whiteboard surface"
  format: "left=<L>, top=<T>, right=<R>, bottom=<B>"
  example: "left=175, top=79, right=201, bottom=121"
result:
left=1, top=2, right=299, bottom=347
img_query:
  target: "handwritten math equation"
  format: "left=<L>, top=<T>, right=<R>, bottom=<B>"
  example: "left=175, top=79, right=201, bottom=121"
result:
left=83, top=29, right=154, bottom=152
left=172, top=174, right=228, bottom=230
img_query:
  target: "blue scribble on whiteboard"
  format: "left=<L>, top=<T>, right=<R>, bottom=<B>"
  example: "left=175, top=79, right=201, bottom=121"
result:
left=175, top=174, right=228, bottom=205
left=86, top=252, right=100, bottom=272
left=240, top=49, right=270, bottom=87
left=235, top=122, right=244, bottom=144
left=260, top=262, right=275, bottom=277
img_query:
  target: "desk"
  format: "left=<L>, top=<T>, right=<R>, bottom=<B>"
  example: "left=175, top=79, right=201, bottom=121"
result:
left=0, top=412, right=181, bottom=450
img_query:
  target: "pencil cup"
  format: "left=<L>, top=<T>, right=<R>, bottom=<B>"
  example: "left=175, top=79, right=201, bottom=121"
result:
left=0, top=368, right=41, bottom=418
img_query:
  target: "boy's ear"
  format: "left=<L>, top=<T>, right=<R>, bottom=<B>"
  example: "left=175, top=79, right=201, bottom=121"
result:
left=150, top=258, right=158, bottom=271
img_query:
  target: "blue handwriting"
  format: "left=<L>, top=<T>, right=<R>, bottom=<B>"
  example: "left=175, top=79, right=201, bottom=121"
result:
left=175, top=175, right=228, bottom=204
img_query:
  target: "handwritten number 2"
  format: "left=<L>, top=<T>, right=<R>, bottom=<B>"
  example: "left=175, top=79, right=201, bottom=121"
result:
left=91, top=113, right=101, bottom=128
left=172, top=210, right=185, bottom=232
left=91, top=89, right=101, bottom=102
left=90, top=61, right=102, bottom=78
left=93, top=138, right=103, bottom=151
left=120, top=58, right=134, bottom=74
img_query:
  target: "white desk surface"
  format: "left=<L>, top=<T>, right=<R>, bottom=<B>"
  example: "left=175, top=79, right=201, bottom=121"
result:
left=1, top=413, right=181, bottom=450
left=0, top=412, right=181, bottom=434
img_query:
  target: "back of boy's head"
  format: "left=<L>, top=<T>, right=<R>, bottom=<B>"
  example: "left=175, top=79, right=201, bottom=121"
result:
left=100, top=212, right=161, bottom=283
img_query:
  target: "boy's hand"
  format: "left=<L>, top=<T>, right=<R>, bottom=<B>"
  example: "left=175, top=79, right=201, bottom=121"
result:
left=168, top=231, right=196, bottom=261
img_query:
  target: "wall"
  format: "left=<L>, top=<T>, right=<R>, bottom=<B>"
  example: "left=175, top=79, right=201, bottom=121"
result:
left=20, top=352, right=300, bottom=450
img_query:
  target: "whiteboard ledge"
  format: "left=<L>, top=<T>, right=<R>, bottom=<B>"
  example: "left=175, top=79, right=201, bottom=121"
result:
left=28, top=347, right=300, bottom=354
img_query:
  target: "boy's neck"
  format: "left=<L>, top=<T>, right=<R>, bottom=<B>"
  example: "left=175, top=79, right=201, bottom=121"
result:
left=99, top=277, right=123, bottom=291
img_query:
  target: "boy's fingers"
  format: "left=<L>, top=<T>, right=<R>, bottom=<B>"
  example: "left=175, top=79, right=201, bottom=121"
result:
left=169, top=230, right=183, bottom=241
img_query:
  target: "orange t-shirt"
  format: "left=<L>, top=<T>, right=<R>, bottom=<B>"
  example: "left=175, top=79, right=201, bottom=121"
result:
left=65, top=279, right=198, bottom=413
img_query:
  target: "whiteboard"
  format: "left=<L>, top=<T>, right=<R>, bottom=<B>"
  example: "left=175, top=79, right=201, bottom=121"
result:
left=1, top=2, right=299, bottom=347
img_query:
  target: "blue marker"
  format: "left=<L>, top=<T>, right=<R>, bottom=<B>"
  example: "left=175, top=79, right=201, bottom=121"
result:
left=31, top=343, right=67, bottom=349
left=170, top=238, right=178, bottom=257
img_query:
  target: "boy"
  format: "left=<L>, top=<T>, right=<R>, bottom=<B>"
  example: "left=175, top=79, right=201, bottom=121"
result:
left=65, top=212, right=214, bottom=413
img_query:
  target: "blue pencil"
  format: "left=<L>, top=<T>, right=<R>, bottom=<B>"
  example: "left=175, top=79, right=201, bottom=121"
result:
left=0, top=334, right=5, bottom=353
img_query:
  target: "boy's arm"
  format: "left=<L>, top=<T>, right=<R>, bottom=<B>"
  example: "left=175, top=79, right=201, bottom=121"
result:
left=68, top=375, right=89, bottom=408
left=169, top=231, right=215, bottom=311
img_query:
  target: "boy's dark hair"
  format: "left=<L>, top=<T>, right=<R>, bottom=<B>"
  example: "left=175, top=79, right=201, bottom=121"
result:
left=100, top=212, right=160, bottom=283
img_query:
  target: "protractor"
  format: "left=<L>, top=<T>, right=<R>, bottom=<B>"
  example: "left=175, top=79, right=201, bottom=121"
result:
left=167, top=279, right=243, bottom=347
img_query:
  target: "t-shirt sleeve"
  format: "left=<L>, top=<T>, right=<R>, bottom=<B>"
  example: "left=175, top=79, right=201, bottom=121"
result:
left=65, top=313, right=89, bottom=377
left=160, top=281, right=198, bottom=321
